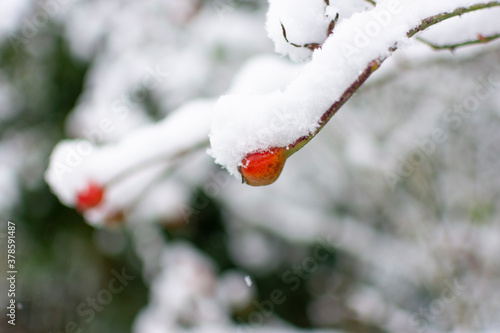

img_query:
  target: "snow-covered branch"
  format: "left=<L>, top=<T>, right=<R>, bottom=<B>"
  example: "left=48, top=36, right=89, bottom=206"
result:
left=209, top=0, right=500, bottom=185
left=312, top=0, right=500, bottom=153
left=45, top=100, right=214, bottom=226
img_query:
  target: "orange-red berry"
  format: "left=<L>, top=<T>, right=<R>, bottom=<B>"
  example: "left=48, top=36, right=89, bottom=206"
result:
left=239, top=147, right=289, bottom=186
left=76, top=181, right=104, bottom=211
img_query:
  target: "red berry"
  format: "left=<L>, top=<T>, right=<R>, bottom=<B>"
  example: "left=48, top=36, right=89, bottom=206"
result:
left=76, top=181, right=104, bottom=211
left=239, top=147, right=289, bottom=186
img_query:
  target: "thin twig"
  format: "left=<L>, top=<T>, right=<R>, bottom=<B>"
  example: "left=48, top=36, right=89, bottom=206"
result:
left=327, top=13, right=340, bottom=36
left=281, top=22, right=322, bottom=51
left=364, top=0, right=376, bottom=6
left=408, top=1, right=500, bottom=38
left=280, top=0, right=340, bottom=51
left=417, top=33, right=500, bottom=51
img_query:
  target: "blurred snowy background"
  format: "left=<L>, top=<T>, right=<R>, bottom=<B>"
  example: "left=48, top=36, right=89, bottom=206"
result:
left=1, top=0, right=500, bottom=332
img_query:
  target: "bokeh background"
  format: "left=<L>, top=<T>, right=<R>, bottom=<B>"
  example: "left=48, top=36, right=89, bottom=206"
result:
left=1, top=0, right=500, bottom=333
